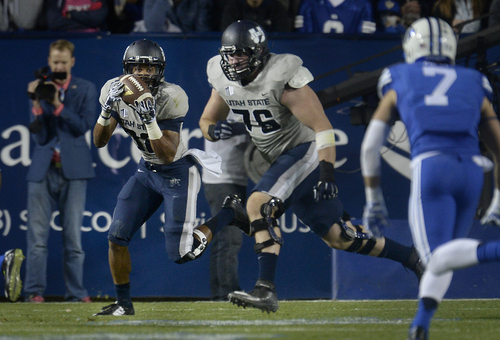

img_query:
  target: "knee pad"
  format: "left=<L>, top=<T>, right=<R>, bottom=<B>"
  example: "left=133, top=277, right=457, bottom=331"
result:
left=343, top=224, right=377, bottom=255
left=252, top=197, right=286, bottom=254
left=252, top=218, right=283, bottom=254
left=260, top=197, right=285, bottom=219
left=175, top=229, right=208, bottom=264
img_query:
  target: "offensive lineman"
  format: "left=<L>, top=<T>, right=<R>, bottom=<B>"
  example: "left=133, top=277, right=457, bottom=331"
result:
left=199, top=20, right=424, bottom=313
left=93, top=39, right=248, bottom=315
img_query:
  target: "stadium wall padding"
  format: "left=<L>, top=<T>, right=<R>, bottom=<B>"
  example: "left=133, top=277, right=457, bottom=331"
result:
left=1, top=33, right=499, bottom=300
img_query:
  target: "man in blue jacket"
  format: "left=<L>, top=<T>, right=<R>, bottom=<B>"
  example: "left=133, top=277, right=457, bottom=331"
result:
left=25, top=39, right=96, bottom=303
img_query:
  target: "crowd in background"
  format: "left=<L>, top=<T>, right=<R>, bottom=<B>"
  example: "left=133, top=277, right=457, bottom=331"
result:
left=1, top=0, right=499, bottom=35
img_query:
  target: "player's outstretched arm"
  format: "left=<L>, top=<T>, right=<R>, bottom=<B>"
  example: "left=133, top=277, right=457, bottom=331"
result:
left=360, top=90, right=396, bottom=236
left=282, top=85, right=339, bottom=200
left=199, top=89, right=231, bottom=142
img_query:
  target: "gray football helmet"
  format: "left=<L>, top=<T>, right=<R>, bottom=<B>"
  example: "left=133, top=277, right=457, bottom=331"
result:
left=219, top=20, right=269, bottom=81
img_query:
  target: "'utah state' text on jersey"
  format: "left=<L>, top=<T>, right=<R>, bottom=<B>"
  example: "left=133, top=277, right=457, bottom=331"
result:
left=207, top=53, right=316, bottom=163
left=378, top=61, right=494, bottom=158
left=295, top=0, right=376, bottom=34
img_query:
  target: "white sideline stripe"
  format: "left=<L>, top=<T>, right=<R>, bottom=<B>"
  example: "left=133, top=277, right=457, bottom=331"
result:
left=90, top=317, right=446, bottom=326
left=0, top=334, right=263, bottom=340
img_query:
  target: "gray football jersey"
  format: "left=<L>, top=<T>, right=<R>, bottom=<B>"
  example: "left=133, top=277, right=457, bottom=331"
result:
left=100, top=77, right=189, bottom=164
left=207, top=53, right=316, bottom=163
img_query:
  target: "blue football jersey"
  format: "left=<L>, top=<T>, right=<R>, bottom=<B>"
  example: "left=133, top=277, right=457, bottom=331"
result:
left=378, top=61, right=493, bottom=158
left=296, top=0, right=376, bottom=34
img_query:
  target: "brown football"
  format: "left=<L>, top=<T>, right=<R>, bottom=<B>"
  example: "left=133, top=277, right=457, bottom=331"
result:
left=119, top=74, right=151, bottom=106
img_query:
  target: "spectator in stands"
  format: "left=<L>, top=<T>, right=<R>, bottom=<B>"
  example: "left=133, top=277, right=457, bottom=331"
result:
left=295, top=0, right=376, bottom=34
left=221, top=0, right=292, bottom=32
left=375, top=0, right=406, bottom=33
left=141, top=0, right=212, bottom=33
left=107, top=0, right=144, bottom=34
left=46, top=0, right=109, bottom=32
left=25, top=39, right=96, bottom=303
left=0, top=0, right=44, bottom=31
left=433, top=0, right=491, bottom=33
left=490, top=0, right=500, bottom=27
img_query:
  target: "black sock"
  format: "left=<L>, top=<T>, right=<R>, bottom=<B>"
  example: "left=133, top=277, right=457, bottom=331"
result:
left=378, top=237, right=413, bottom=265
left=203, top=208, right=233, bottom=235
left=115, top=282, right=132, bottom=307
left=258, top=253, right=278, bottom=284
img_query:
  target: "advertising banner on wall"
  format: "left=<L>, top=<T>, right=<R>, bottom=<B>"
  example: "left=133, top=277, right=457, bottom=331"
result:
left=0, top=34, right=498, bottom=300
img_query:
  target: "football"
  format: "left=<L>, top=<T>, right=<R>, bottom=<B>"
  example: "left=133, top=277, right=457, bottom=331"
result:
left=119, top=74, right=152, bottom=106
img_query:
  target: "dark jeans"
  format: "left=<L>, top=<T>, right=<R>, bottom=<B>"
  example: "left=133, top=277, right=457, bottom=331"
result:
left=204, top=183, right=246, bottom=301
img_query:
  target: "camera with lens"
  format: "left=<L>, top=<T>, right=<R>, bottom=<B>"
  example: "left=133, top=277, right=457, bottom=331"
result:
left=27, top=67, right=67, bottom=101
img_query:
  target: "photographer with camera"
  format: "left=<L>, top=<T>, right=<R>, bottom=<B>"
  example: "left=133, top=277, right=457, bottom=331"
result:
left=25, top=39, right=97, bottom=303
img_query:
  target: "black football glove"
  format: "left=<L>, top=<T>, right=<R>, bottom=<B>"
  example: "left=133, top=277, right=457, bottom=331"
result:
left=208, top=120, right=246, bottom=141
left=313, top=160, right=339, bottom=202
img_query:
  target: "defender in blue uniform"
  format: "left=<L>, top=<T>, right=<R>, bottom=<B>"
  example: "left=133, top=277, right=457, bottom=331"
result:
left=93, top=39, right=248, bottom=316
left=361, top=17, right=500, bottom=340
left=200, top=20, right=424, bottom=313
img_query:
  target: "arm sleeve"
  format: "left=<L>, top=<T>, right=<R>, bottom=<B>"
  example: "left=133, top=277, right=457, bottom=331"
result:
left=360, top=119, right=391, bottom=177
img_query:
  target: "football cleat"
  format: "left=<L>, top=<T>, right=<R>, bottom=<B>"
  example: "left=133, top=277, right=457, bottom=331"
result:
left=407, top=325, right=428, bottom=340
left=2, top=249, right=24, bottom=302
left=94, top=302, right=135, bottom=316
left=222, top=194, right=252, bottom=236
left=228, top=279, right=279, bottom=313
left=405, top=247, right=425, bottom=281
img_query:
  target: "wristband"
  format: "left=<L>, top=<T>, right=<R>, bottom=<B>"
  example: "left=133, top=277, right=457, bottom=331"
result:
left=145, top=119, right=163, bottom=140
left=100, top=109, right=111, bottom=118
left=316, top=129, right=336, bottom=150
left=319, top=160, right=335, bottom=182
left=97, top=115, right=110, bottom=126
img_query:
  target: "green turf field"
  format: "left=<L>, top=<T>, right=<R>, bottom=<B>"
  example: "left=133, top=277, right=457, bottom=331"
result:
left=0, top=299, right=499, bottom=339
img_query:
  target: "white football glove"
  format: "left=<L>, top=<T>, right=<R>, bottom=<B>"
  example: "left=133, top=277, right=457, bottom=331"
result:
left=481, top=189, right=500, bottom=226
left=102, top=80, right=124, bottom=115
left=363, top=186, right=388, bottom=238
left=363, top=201, right=389, bottom=238
left=134, top=97, right=156, bottom=124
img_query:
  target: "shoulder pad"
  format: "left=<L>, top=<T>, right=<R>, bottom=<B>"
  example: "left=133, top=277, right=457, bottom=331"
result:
left=207, top=55, right=224, bottom=84
left=155, top=82, right=189, bottom=119
left=267, top=54, right=312, bottom=87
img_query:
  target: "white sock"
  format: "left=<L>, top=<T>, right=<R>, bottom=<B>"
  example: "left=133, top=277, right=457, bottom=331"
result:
left=428, top=239, right=480, bottom=275
left=419, top=269, right=453, bottom=302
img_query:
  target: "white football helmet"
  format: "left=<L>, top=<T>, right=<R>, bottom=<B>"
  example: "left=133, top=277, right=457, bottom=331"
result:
left=403, top=17, right=457, bottom=64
